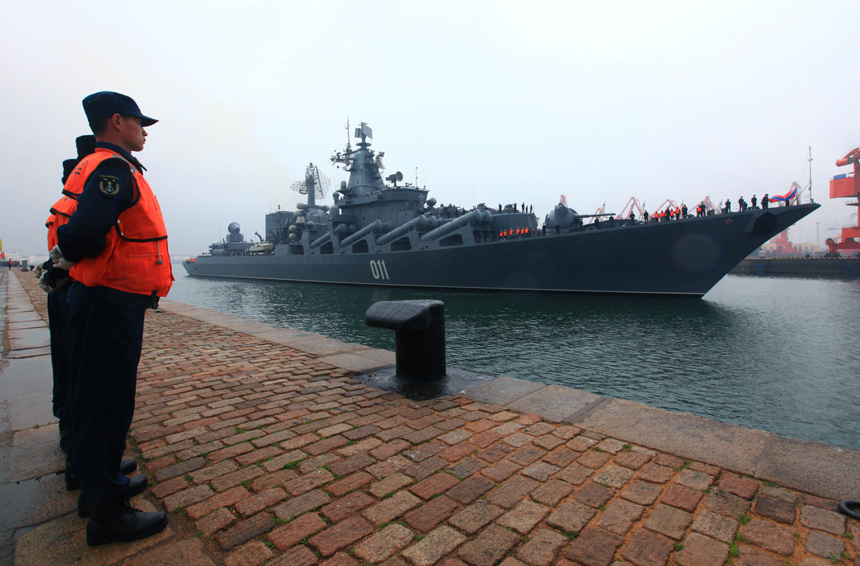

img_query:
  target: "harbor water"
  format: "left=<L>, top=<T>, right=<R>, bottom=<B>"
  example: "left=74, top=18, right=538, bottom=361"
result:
left=167, top=272, right=860, bottom=452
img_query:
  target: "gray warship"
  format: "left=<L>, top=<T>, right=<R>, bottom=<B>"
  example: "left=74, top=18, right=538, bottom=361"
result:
left=184, top=123, right=819, bottom=297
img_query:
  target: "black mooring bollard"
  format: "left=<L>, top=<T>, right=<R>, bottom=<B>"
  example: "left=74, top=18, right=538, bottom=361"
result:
left=365, top=300, right=446, bottom=380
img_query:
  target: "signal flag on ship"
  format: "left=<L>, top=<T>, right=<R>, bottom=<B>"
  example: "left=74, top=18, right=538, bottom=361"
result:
left=771, top=183, right=799, bottom=205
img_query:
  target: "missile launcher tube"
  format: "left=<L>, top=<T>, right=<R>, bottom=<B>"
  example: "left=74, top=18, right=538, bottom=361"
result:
left=420, top=209, right=485, bottom=242
left=309, top=232, right=332, bottom=249
left=340, top=220, right=384, bottom=247
left=376, top=214, right=431, bottom=245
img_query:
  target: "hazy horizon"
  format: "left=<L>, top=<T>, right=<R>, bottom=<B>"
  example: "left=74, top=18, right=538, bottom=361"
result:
left=1, top=1, right=857, bottom=258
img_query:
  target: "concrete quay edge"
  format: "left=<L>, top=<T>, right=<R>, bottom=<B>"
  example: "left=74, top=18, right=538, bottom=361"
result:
left=158, top=298, right=860, bottom=502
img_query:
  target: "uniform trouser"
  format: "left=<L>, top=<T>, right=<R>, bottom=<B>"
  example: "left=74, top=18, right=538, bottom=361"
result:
left=66, top=283, right=148, bottom=508
left=48, top=285, right=72, bottom=453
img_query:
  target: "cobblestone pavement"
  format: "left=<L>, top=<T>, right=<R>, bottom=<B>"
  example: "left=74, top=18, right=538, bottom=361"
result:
left=11, top=270, right=860, bottom=566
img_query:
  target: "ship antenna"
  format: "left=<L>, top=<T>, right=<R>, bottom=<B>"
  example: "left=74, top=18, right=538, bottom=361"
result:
left=808, top=146, right=813, bottom=202
left=344, top=118, right=352, bottom=155
left=290, top=163, right=331, bottom=208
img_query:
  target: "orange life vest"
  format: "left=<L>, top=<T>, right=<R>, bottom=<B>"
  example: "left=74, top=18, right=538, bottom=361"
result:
left=67, top=155, right=173, bottom=297
left=47, top=195, right=77, bottom=250
left=46, top=149, right=129, bottom=251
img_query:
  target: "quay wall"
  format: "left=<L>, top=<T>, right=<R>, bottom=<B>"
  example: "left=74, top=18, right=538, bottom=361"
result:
left=732, top=257, right=858, bottom=278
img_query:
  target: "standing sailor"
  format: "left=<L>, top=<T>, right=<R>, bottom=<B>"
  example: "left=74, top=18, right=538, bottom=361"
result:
left=42, top=135, right=95, bottom=458
left=43, top=136, right=141, bottom=493
left=53, top=92, right=173, bottom=546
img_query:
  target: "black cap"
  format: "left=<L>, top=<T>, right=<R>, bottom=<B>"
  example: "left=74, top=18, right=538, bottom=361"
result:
left=82, top=91, right=158, bottom=127
left=62, top=159, right=78, bottom=185
left=75, top=135, right=96, bottom=159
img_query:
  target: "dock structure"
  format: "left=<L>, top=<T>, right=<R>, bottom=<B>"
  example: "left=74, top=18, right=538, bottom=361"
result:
left=732, top=256, right=858, bottom=278
left=2, top=268, right=858, bottom=566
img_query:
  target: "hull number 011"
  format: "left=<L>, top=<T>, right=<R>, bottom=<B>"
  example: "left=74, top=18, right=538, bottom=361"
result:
left=370, top=260, right=390, bottom=280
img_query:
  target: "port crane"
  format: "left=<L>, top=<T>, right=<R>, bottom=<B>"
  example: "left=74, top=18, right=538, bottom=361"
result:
left=612, top=195, right=718, bottom=221
left=615, top=197, right=644, bottom=220
left=826, top=147, right=860, bottom=255
left=699, top=196, right=719, bottom=213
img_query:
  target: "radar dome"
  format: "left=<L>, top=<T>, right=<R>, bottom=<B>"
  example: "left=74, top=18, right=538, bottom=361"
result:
left=228, top=222, right=241, bottom=234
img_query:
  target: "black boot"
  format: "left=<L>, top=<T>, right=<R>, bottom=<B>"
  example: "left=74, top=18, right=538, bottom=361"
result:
left=78, top=475, right=149, bottom=518
left=66, top=458, right=137, bottom=491
left=118, top=459, right=138, bottom=475
left=85, top=499, right=168, bottom=546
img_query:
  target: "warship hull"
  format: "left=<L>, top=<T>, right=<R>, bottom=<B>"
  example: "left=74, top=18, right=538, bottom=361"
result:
left=184, top=203, right=818, bottom=296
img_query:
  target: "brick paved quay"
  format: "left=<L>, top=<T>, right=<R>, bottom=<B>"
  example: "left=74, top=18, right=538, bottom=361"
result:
left=3, top=267, right=859, bottom=566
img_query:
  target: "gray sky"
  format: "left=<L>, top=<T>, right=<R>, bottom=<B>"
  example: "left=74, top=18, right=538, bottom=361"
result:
left=1, top=0, right=857, bottom=257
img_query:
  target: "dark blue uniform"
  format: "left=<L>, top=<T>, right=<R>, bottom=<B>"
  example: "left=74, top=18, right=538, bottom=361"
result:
left=57, top=142, right=152, bottom=508
left=43, top=260, right=72, bottom=453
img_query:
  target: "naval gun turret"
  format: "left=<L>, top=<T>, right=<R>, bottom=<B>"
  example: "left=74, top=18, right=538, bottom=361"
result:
left=544, top=195, right=617, bottom=231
